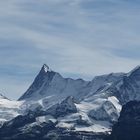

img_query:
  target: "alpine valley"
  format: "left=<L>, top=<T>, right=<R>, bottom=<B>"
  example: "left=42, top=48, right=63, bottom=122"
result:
left=0, top=64, right=140, bottom=140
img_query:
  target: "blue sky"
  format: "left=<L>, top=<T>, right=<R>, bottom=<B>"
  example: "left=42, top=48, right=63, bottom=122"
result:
left=0, top=0, right=140, bottom=99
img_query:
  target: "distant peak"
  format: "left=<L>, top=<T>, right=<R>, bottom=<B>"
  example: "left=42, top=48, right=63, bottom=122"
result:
left=41, top=64, right=52, bottom=73
left=133, top=65, right=140, bottom=71
left=127, top=65, right=140, bottom=76
left=0, top=93, right=8, bottom=100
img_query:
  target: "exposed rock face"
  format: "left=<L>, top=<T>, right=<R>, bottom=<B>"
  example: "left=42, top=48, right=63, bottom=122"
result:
left=1, top=65, right=140, bottom=139
left=105, top=101, right=140, bottom=140
left=0, top=110, right=107, bottom=140
left=46, top=96, right=78, bottom=118
left=19, top=64, right=56, bottom=100
left=0, top=114, right=56, bottom=140
left=89, top=100, right=120, bottom=123
left=107, top=66, right=140, bottom=104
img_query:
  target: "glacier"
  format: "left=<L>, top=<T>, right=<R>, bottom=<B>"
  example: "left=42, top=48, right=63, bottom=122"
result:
left=0, top=64, right=140, bottom=139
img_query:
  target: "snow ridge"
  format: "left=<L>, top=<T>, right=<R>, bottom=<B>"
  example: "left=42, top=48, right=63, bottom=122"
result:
left=1, top=64, right=140, bottom=136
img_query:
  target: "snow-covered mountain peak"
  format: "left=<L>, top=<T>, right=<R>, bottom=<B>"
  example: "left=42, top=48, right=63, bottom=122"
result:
left=0, top=93, right=8, bottom=99
left=18, top=66, right=56, bottom=100
left=41, top=64, right=52, bottom=73
left=127, top=65, right=140, bottom=77
left=2, top=65, right=140, bottom=139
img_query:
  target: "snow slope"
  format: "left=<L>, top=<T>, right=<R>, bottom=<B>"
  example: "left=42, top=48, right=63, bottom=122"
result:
left=1, top=64, right=140, bottom=136
left=0, top=94, right=23, bottom=125
left=16, top=65, right=128, bottom=132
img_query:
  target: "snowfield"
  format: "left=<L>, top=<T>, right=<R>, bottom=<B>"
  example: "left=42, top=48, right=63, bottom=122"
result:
left=1, top=64, right=140, bottom=136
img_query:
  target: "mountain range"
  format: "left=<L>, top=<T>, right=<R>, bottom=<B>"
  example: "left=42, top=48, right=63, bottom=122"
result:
left=0, top=64, right=140, bottom=140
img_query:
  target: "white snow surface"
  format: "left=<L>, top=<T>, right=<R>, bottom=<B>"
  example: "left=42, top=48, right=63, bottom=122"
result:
left=108, top=96, right=122, bottom=112
left=16, top=67, right=125, bottom=133
left=36, top=115, right=57, bottom=124
left=75, top=123, right=111, bottom=133
left=43, top=64, right=52, bottom=73
left=3, top=65, right=140, bottom=134
left=0, top=97, right=24, bottom=123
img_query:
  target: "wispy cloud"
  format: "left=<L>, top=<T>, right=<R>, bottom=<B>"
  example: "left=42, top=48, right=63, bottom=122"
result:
left=0, top=0, right=140, bottom=99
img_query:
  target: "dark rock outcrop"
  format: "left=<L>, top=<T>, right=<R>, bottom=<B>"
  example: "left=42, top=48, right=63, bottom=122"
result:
left=105, top=101, right=140, bottom=140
